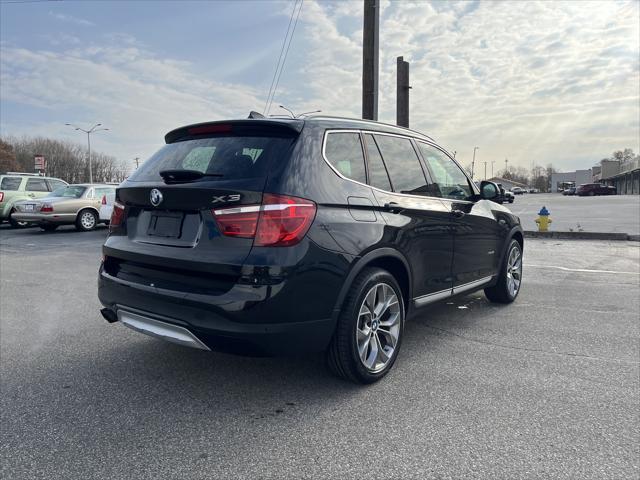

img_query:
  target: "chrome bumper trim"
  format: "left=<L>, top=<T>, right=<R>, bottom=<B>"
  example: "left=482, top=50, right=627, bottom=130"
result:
left=118, top=310, right=210, bottom=351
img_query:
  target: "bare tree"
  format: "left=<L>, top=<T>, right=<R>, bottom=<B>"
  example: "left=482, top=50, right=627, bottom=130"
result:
left=1, top=135, right=126, bottom=183
left=0, top=139, right=19, bottom=172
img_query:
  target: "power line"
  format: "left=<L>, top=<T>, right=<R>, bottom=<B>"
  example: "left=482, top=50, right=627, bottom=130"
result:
left=263, top=1, right=298, bottom=115
left=265, top=0, right=303, bottom=116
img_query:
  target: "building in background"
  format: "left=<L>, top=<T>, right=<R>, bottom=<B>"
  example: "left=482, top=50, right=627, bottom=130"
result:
left=550, top=170, right=592, bottom=192
left=594, top=158, right=640, bottom=195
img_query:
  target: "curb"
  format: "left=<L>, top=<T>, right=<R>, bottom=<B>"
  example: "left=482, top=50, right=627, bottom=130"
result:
left=524, top=231, right=638, bottom=241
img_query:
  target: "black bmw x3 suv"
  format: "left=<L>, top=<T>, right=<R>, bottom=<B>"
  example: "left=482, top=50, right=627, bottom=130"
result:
left=98, top=116, right=523, bottom=384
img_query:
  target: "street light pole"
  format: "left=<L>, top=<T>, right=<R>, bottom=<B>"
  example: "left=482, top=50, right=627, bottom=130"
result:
left=65, top=123, right=109, bottom=184
left=491, top=160, right=495, bottom=178
left=471, top=146, right=478, bottom=179
left=483, top=161, right=487, bottom=180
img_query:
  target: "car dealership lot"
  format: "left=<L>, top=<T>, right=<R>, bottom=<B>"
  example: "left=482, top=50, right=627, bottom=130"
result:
left=510, top=193, right=640, bottom=235
left=1, top=226, right=638, bottom=479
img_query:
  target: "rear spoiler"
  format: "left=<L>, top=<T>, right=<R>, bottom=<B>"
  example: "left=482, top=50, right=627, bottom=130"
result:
left=165, top=119, right=304, bottom=144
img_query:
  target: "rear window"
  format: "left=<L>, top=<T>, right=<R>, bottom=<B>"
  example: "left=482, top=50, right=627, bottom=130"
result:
left=128, top=135, right=294, bottom=183
left=1, top=177, right=22, bottom=191
left=58, top=186, right=86, bottom=198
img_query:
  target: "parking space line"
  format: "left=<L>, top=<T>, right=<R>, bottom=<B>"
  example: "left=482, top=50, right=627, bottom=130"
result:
left=525, top=264, right=640, bottom=275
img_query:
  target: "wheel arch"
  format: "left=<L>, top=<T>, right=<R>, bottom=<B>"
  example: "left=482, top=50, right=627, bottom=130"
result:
left=332, top=248, right=413, bottom=321
left=76, top=206, right=100, bottom=218
left=498, top=226, right=524, bottom=268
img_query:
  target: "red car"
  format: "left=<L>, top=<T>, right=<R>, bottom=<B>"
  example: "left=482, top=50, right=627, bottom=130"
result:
left=576, top=183, right=616, bottom=196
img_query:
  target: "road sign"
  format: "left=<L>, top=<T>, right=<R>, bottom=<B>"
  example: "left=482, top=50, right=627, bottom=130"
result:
left=34, top=155, right=46, bottom=171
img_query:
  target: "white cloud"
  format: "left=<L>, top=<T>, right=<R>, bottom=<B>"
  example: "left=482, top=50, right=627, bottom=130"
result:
left=0, top=38, right=266, bottom=162
left=48, top=11, right=95, bottom=27
left=2, top=0, right=639, bottom=173
left=282, top=0, right=639, bottom=171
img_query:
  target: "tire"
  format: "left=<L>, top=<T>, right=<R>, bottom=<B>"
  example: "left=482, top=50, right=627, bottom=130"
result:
left=8, top=208, right=29, bottom=228
left=327, top=267, right=405, bottom=384
left=509, top=198, right=514, bottom=203
left=40, top=224, right=58, bottom=232
left=485, top=239, right=523, bottom=304
left=75, top=209, right=97, bottom=231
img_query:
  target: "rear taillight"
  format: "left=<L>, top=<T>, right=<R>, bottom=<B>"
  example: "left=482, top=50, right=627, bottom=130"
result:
left=109, top=201, right=125, bottom=231
left=0, top=192, right=4, bottom=202
left=101, top=195, right=107, bottom=205
left=212, top=194, right=316, bottom=247
left=41, top=203, right=53, bottom=212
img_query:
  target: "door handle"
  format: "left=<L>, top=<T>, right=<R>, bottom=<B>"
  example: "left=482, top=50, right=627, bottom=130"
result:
left=451, top=209, right=465, bottom=218
left=383, top=202, right=403, bottom=214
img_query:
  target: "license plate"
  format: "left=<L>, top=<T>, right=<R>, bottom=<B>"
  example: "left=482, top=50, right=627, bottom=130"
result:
left=147, top=212, right=184, bottom=238
left=24, top=204, right=34, bottom=212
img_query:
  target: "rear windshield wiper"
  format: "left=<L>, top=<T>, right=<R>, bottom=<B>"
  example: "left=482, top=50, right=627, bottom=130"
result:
left=159, top=169, right=223, bottom=184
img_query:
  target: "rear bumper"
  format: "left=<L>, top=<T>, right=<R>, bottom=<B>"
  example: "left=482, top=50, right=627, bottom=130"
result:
left=98, top=262, right=340, bottom=356
left=11, top=212, right=76, bottom=224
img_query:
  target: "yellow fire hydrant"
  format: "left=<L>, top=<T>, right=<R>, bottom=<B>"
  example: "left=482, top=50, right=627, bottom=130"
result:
left=535, top=206, right=552, bottom=232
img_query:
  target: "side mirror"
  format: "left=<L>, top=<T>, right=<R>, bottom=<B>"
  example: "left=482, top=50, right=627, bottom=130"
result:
left=480, top=181, right=499, bottom=200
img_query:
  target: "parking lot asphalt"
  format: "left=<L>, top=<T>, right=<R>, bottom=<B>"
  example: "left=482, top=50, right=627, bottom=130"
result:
left=1, top=225, right=639, bottom=479
left=508, top=193, right=640, bottom=235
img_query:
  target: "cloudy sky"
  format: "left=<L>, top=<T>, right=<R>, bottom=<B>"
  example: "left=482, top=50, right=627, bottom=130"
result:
left=1, top=0, right=638, bottom=174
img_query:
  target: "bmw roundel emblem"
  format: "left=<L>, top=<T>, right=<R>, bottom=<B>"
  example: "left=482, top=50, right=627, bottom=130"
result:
left=150, top=188, right=163, bottom=207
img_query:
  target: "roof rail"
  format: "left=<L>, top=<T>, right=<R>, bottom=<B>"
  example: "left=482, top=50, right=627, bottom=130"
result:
left=1, top=172, right=41, bottom=176
left=305, top=115, right=436, bottom=142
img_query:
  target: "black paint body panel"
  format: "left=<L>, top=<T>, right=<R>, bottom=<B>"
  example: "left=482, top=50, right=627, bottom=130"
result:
left=99, top=117, right=523, bottom=354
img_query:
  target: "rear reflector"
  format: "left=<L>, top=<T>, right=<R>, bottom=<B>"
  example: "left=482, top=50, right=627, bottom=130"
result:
left=0, top=192, right=4, bottom=202
left=109, top=201, right=125, bottom=231
left=188, top=124, right=232, bottom=136
left=212, top=194, right=316, bottom=247
left=101, top=195, right=107, bottom=205
left=40, top=203, right=53, bottom=212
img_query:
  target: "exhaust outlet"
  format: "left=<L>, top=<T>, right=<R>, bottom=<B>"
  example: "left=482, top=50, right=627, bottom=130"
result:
left=100, top=308, right=118, bottom=323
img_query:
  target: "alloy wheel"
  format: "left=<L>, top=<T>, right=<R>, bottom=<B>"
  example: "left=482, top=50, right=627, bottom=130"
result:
left=506, top=245, right=522, bottom=297
left=356, top=283, right=401, bottom=373
left=81, top=211, right=96, bottom=230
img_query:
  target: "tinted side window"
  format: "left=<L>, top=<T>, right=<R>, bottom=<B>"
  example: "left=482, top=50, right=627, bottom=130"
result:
left=373, top=135, right=428, bottom=195
left=26, top=178, right=49, bottom=192
left=0, top=177, right=22, bottom=191
left=418, top=143, right=472, bottom=200
left=47, top=179, right=67, bottom=191
left=363, top=134, right=392, bottom=191
left=324, top=132, right=367, bottom=184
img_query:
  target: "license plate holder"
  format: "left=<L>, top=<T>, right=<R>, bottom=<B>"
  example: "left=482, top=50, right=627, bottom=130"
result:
left=24, top=204, right=34, bottom=212
left=147, top=211, right=184, bottom=238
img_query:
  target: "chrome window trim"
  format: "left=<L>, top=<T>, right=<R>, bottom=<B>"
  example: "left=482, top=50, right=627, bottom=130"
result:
left=322, top=129, right=428, bottom=200
left=322, top=129, right=473, bottom=203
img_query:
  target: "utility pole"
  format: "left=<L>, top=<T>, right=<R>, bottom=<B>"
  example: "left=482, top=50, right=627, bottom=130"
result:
left=133, top=157, right=140, bottom=169
left=396, top=56, right=410, bottom=128
left=491, top=160, right=495, bottom=178
left=483, top=161, right=487, bottom=180
left=66, top=123, right=109, bottom=184
left=471, top=146, right=479, bottom=179
left=362, top=0, right=379, bottom=120
left=505, top=157, right=509, bottom=175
